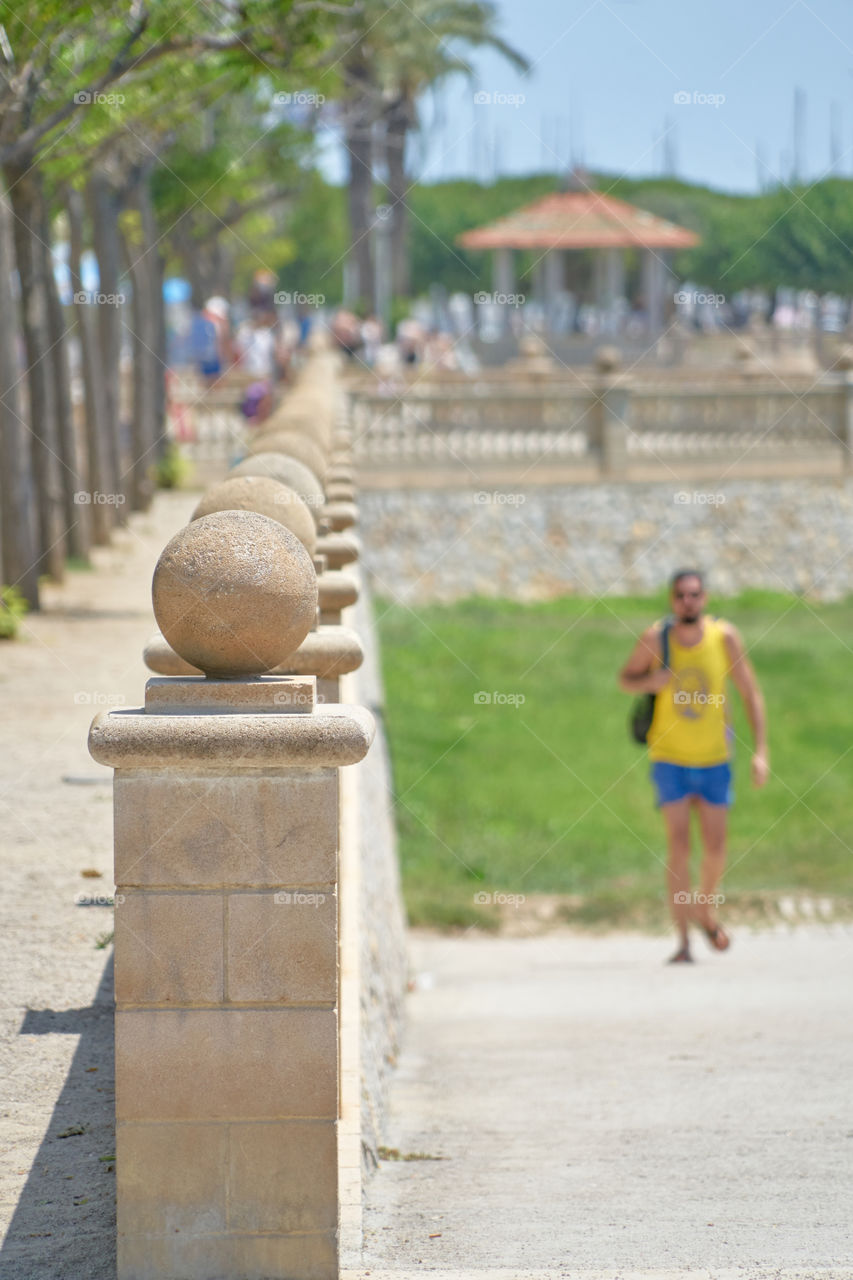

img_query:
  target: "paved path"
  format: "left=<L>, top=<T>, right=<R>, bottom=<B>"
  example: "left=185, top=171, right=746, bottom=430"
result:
left=351, top=928, right=853, bottom=1280
left=0, top=491, right=197, bottom=1279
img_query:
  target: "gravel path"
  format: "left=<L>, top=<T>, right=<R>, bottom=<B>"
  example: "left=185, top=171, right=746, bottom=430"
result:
left=0, top=491, right=197, bottom=1279
left=355, top=928, right=853, bottom=1280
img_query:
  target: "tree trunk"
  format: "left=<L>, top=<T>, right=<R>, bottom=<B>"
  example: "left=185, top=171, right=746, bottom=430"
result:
left=66, top=185, right=115, bottom=544
left=344, top=62, right=376, bottom=311
left=120, top=169, right=160, bottom=510
left=384, top=97, right=412, bottom=299
left=136, top=170, right=168, bottom=463
left=5, top=161, right=66, bottom=581
left=88, top=170, right=127, bottom=517
left=0, top=184, right=40, bottom=606
left=42, top=193, right=92, bottom=561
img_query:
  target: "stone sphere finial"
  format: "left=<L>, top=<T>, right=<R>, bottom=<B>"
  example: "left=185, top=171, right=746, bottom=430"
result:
left=190, top=476, right=317, bottom=555
left=245, top=430, right=328, bottom=481
left=152, top=510, right=318, bottom=678
left=229, top=453, right=325, bottom=522
left=594, top=345, right=622, bottom=374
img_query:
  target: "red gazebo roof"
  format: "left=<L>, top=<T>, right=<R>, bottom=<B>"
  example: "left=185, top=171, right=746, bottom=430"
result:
left=457, top=192, right=700, bottom=251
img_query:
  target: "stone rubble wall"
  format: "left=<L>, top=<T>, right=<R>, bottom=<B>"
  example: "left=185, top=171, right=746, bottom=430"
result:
left=358, top=478, right=853, bottom=603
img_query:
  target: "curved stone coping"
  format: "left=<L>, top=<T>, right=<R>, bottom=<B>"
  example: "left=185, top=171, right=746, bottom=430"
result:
left=279, top=625, right=363, bottom=677
left=89, top=702, right=375, bottom=770
left=325, top=483, right=356, bottom=504
left=321, top=501, right=358, bottom=532
left=317, top=570, right=358, bottom=611
left=144, top=625, right=364, bottom=679
left=316, top=531, right=359, bottom=569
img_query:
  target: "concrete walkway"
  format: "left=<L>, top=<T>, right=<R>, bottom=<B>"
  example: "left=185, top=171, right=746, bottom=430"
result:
left=349, top=928, right=853, bottom=1280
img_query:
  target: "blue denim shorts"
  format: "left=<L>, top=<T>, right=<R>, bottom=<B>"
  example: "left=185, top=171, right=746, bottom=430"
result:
left=651, top=760, right=733, bottom=808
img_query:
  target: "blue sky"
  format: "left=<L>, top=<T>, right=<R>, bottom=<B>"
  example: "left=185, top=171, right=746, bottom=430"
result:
left=325, top=0, right=853, bottom=193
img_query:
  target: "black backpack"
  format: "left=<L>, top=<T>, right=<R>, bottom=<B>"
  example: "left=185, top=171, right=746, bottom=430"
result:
left=630, top=620, right=671, bottom=745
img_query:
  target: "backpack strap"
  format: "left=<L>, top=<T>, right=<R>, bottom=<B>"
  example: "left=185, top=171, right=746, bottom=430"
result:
left=661, top=619, right=672, bottom=670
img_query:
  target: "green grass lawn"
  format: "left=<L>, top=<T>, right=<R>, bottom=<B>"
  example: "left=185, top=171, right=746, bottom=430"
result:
left=375, top=590, right=853, bottom=930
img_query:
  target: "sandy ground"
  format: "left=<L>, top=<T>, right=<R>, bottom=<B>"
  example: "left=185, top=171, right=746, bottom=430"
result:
left=2, top=488, right=852, bottom=1280
left=0, top=491, right=197, bottom=1279
left=353, top=928, right=853, bottom=1280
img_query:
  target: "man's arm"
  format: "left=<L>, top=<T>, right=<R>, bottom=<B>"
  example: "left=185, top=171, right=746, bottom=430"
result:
left=619, top=625, right=671, bottom=695
left=722, top=623, right=769, bottom=787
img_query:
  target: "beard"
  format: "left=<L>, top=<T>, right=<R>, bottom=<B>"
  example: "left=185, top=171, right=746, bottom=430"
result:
left=680, top=611, right=700, bottom=624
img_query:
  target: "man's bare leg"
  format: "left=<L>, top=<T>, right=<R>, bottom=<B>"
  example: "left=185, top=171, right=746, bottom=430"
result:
left=662, top=797, right=692, bottom=960
left=695, top=799, right=730, bottom=948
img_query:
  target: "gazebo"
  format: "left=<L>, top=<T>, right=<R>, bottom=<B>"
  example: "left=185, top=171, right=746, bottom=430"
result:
left=457, top=190, right=700, bottom=335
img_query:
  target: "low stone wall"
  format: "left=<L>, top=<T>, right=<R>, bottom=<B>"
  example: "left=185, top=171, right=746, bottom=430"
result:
left=358, top=478, right=853, bottom=602
left=348, top=580, right=408, bottom=1169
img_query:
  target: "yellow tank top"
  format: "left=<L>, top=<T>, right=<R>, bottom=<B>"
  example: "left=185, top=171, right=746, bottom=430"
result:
left=647, top=617, right=731, bottom=766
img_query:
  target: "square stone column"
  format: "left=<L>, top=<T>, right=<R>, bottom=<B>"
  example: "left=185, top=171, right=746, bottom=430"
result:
left=89, top=676, right=374, bottom=1280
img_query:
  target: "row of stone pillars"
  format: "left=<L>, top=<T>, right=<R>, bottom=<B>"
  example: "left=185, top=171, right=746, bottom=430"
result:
left=88, top=340, right=372, bottom=1279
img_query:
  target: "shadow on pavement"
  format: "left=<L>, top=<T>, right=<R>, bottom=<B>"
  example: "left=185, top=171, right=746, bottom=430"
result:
left=1, top=955, right=116, bottom=1280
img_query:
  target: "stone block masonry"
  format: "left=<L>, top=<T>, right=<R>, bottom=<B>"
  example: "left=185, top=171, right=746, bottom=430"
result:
left=90, top=677, right=374, bottom=1280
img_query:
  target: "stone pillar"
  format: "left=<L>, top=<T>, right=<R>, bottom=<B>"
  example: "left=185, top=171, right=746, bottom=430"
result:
left=593, top=348, right=631, bottom=478
left=90, top=512, right=374, bottom=1280
left=842, top=370, right=853, bottom=473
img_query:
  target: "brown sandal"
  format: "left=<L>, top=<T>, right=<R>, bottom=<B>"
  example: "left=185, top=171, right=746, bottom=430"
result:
left=703, top=923, right=730, bottom=952
left=667, top=944, right=694, bottom=964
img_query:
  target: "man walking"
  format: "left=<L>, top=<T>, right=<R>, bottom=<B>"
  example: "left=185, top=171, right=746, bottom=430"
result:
left=619, top=569, right=769, bottom=963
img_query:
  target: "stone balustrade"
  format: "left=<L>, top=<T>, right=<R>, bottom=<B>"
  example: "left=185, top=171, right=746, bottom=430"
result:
left=88, top=341, right=407, bottom=1280
left=348, top=364, right=853, bottom=485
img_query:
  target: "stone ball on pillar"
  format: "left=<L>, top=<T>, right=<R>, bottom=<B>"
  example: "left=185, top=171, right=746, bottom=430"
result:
left=229, top=453, right=325, bottom=522
left=190, top=475, right=318, bottom=556
left=594, top=345, right=622, bottom=374
left=245, top=430, right=328, bottom=481
left=152, top=510, right=318, bottom=678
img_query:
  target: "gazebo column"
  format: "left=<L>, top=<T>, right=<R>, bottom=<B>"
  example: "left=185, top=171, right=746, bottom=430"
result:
left=492, top=247, right=515, bottom=333
left=643, top=248, right=667, bottom=335
left=542, top=249, right=564, bottom=333
left=602, top=248, right=626, bottom=334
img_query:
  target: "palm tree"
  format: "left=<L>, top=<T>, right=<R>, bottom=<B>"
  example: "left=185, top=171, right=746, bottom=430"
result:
left=339, top=0, right=529, bottom=306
